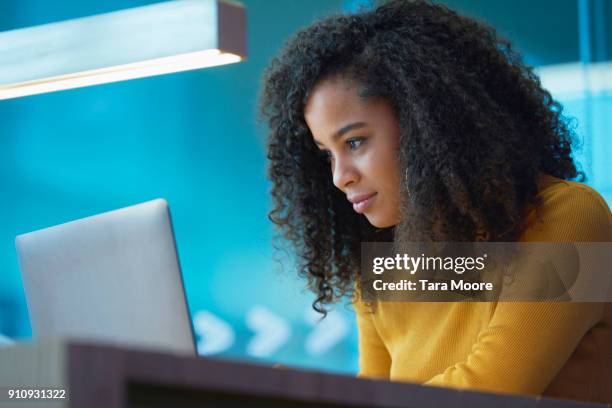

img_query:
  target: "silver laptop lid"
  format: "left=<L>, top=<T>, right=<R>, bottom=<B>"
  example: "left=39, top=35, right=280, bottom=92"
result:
left=15, top=199, right=196, bottom=355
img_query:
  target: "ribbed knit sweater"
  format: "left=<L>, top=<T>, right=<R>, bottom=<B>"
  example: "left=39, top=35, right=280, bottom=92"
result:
left=354, top=174, right=612, bottom=404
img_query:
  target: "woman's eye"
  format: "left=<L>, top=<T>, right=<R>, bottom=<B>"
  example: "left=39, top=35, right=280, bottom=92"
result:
left=346, top=137, right=365, bottom=150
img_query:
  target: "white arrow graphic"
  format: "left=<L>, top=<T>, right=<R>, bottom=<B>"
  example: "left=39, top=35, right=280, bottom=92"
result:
left=193, top=310, right=235, bottom=355
left=304, top=308, right=348, bottom=356
left=246, top=305, right=291, bottom=358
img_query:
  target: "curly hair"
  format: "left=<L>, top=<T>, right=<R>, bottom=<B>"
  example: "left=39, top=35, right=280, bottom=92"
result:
left=259, top=0, right=582, bottom=315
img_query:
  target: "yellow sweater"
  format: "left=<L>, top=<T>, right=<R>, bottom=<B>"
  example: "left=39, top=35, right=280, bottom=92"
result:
left=354, top=174, right=612, bottom=403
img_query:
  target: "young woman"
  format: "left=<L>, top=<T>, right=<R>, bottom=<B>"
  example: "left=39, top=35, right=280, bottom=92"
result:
left=260, top=0, right=611, bottom=403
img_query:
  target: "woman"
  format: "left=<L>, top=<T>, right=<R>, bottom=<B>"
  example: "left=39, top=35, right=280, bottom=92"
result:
left=259, top=0, right=611, bottom=403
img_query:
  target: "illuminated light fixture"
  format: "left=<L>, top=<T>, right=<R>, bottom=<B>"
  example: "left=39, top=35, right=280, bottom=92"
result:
left=0, top=0, right=246, bottom=100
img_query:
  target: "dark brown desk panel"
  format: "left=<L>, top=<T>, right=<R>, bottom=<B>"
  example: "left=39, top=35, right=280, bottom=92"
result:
left=64, top=341, right=608, bottom=408
left=1, top=340, right=608, bottom=408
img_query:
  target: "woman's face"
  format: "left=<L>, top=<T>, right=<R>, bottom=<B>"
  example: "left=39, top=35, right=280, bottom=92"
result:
left=304, top=76, right=402, bottom=228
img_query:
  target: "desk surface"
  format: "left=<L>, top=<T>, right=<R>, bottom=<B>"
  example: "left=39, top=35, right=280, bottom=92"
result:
left=0, top=339, right=608, bottom=408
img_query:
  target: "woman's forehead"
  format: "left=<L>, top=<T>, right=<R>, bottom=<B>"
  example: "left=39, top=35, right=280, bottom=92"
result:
left=305, top=79, right=394, bottom=140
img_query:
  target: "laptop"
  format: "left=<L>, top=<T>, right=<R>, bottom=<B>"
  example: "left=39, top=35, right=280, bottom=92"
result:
left=15, top=199, right=196, bottom=355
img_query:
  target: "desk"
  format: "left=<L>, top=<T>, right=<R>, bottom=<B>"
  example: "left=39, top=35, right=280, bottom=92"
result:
left=0, top=340, right=607, bottom=407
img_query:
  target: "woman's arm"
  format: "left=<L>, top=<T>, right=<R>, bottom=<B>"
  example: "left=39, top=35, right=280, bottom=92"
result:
left=425, top=182, right=612, bottom=395
left=423, top=301, right=603, bottom=394
left=355, top=300, right=392, bottom=380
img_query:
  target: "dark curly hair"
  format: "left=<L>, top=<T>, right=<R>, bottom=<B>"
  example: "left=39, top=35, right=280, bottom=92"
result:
left=259, top=0, right=583, bottom=314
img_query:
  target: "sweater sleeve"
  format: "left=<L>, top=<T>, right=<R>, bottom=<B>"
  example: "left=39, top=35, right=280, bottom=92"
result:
left=424, top=183, right=612, bottom=394
left=354, top=299, right=392, bottom=380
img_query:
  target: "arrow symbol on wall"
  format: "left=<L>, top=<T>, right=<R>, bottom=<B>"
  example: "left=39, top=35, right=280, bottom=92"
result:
left=246, top=305, right=291, bottom=358
left=193, top=310, right=235, bottom=355
left=304, top=308, right=348, bottom=355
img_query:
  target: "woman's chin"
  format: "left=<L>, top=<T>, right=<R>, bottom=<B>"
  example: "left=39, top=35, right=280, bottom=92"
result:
left=365, top=214, right=395, bottom=229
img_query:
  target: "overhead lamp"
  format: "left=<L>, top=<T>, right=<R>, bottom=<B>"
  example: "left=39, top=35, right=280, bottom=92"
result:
left=0, top=0, right=246, bottom=100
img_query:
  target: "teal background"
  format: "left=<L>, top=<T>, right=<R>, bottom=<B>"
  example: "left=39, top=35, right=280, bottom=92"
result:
left=0, top=0, right=610, bottom=374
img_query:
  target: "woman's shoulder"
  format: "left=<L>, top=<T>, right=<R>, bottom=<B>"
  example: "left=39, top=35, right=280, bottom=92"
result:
left=538, top=173, right=609, bottom=205
left=519, top=173, right=612, bottom=242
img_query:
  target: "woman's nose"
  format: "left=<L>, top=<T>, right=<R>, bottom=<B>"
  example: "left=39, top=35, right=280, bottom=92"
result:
left=332, top=156, right=359, bottom=190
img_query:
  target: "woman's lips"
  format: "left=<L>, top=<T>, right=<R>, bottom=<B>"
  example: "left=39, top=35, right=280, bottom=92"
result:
left=351, top=193, right=377, bottom=213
